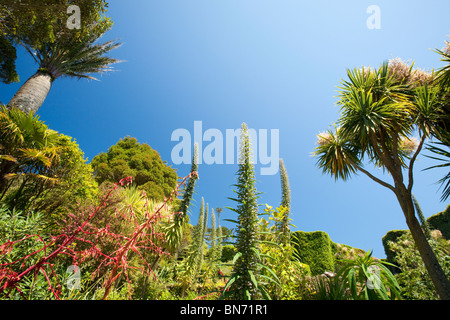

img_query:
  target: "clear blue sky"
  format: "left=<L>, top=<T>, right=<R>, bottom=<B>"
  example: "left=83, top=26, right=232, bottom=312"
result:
left=2, top=0, right=450, bottom=258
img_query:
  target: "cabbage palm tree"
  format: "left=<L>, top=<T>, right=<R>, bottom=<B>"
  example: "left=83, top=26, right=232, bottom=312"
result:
left=424, top=40, right=450, bottom=202
left=7, top=30, right=120, bottom=114
left=314, top=61, right=450, bottom=300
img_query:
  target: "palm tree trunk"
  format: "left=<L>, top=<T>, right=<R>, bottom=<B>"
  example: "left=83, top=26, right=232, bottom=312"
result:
left=7, top=70, right=53, bottom=114
left=395, top=187, right=450, bottom=300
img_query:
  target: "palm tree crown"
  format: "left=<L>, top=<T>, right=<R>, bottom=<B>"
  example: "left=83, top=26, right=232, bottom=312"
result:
left=8, top=30, right=121, bottom=114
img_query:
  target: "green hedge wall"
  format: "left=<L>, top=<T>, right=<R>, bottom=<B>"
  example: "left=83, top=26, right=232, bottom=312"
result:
left=427, top=205, right=450, bottom=240
left=291, top=231, right=335, bottom=276
left=381, top=205, right=450, bottom=271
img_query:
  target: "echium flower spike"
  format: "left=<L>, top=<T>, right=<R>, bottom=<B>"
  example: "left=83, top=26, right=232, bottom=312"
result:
left=279, top=158, right=291, bottom=243
left=228, top=123, right=261, bottom=299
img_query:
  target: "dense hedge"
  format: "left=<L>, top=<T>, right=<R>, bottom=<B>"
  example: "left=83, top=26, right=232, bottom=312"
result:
left=291, top=231, right=335, bottom=275
left=382, top=204, right=450, bottom=269
left=427, top=205, right=450, bottom=240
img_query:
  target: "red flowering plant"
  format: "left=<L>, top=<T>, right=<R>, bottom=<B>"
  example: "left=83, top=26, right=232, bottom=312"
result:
left=0, top=173, right=196, bottom=300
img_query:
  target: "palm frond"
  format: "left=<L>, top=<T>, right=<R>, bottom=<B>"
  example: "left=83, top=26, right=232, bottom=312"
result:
left=29, top=30, right=122, bottom=80
left=314, top=127, right=362, bottom=181
left=424, top=142, right=450, bottom=201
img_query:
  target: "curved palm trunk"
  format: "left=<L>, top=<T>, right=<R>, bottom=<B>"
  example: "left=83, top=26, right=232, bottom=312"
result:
left=7, top=71, right=53, bottom=114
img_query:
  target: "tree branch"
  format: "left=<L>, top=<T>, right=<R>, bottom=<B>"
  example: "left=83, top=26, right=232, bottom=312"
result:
left=356, top=164, right=397, bottom=193
left=407, top=133, right=427, bottom=193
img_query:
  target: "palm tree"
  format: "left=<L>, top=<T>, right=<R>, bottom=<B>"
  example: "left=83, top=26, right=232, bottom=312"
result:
left=314, top=61, right=450, bottom=300
left=7, top=30, right=121, bottom=115
left=0, top=106, right=59, bottom=202
left=424, top=39, right=450, bottom=202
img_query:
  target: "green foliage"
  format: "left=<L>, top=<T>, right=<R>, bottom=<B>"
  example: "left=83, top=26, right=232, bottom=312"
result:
left=424, top=142, right=450, bottom=202
left=0, top=35, right=19, bottom=84
left=0, top=106, right=59, bottom=196
left=163, top=143, right=199, bottom=253
left=291, top=231, right=335, bottom=276
left=336, top=250, right=402, bottom=300
left=412, top=194, right=431, bottom=239
left=387, top=231, right=450, bottom=300
left=0, top=0, right=113, bottom=83
left=177, top=197, right=208, bottom=293
left=427, top=205, right=450, bottom=240
left=278, top=159, right=291, bottom=243
left=382, top=229, right=409, bottom=266
left=220, top=244, right=236, bottom=262
left=222, top=123, right=264, bottom=300
left=259, top=205, right=309, bottom=300
left=91, top=136, right=178, bottom=202
left=383, top=205, right=450, bottom=268
left=0, top=207, right=53, bottom=299
left=0, top=107, right=98, bottom=219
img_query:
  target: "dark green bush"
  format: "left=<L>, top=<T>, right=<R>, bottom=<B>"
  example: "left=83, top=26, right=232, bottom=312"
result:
left=427, top=205, right=450, bottom=240
left=292, top=231, right=335, bottom=276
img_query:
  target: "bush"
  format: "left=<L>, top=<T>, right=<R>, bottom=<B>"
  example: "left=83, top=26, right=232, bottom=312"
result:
left=292, top=231, right=335, bottom=276
left=387, top=231, right=450, bottom=300
left=427, top=205, right=450, bottom=240
left=90, top=136, right=178, bottom=202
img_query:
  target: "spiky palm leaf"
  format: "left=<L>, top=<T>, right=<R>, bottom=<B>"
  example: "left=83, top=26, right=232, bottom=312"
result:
left=434, top=43, right=450, bottom=89
left=31, top=31, right=121, bottom=80
left=424, top=142, right=450, bottom=202
left=0, top=106, right=60, bottom=192
left=314, top=127, right=362, bottom=181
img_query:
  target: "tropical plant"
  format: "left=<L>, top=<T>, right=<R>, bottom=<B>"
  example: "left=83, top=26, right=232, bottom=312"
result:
left=0, top=106, right=59, bottom=202
left=258, top=205, right=308, bottom=300
left=0, top=0, right=112, bottom=85
left=161, top=142, right=199, bottom=254
left=221, top=123, right=280, bottom=300
left=335, top=250, right=402, bottom=300
left=0, top=106, right=98, bottom=218
left=423, top=39, right=450, bottom=201
left=313, top=60, right=450, bottom=299
left=387, top=231, right=450, bottom=300
left=7, top=26, right=120, bottom=114
left=278, top=159, right=291, bottom=243
left=91, top=137, right=179, bottom=203
left=425, top=142, right=450, bottom=202
left=178, top=197, right=208, bottom=296
left=412, top=194, right=431, bottom=240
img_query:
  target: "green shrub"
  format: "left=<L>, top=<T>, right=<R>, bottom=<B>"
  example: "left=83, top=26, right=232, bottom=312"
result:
left=382, top=230, right=408, bottom=267
left=292, top=231, right=335, bottom=276
left=91, top=136, right=178, bottom=202
left=427, top=205, right=450, bottom=240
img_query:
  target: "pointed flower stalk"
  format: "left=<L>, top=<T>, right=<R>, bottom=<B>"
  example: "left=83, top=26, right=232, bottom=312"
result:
left=223, top=123, right=261, bottom=300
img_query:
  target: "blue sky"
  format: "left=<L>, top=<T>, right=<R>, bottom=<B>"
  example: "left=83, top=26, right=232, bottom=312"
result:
left=2, top=0, right=450, bottom=258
